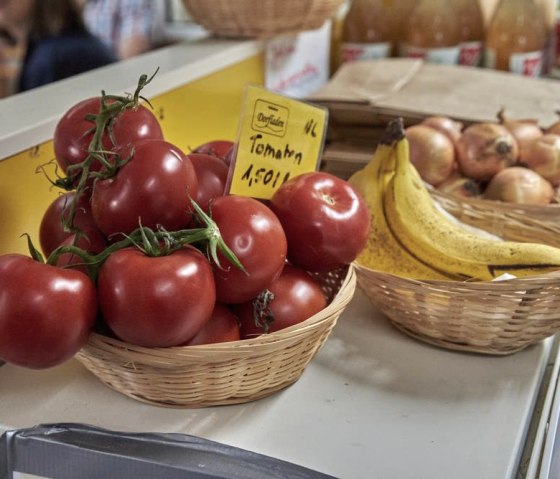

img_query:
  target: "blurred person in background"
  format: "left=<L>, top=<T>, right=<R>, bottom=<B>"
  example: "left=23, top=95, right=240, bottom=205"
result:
left=0, top=27, right=21, bottom=97
left=0, top=0, right=116, bottom=93
left=78, top=0, right=166, bottom=60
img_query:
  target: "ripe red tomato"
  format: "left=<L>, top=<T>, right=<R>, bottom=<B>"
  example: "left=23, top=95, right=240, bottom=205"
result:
left=270, top=171, right=370, bottom=271
left=39, top=191, right=102, bottom=256
left=184, top=303, right=240, bottom=346
left=97, top=246, right=216, bottom=347
left=192, top=140, right=234, bottom=162
left=0, top=254, right=97, bottom=369
left=53, top=97, right=163, bottom=177
left=91, top=139, right=198, bottom=237
left=235, top=264, right=327, bottom=338
left=187, top=153, right=229, bottom=211
left=223, top=144, right=236, bottom=166
left=55, top=226, right=107, bottom=273
left=210, top=195, right=287, bottom=304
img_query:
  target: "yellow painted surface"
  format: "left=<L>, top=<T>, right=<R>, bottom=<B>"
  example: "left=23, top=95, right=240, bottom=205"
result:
left=0, top=54, right=264, bottom=255
left=153, top=54, right=265, bottom=152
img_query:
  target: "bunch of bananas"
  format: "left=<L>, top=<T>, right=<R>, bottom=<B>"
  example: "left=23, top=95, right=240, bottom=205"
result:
left=349, top=118, right=560, bottom=281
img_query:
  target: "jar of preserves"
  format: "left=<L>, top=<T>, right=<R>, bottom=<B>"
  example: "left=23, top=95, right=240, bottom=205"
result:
left=456, top=0, right=485, bottom=66
left=399, top=0, right=461, bottom=64
left=484, top=0, right=547, bottom=76
left=339, top=0, right=395, bottom=64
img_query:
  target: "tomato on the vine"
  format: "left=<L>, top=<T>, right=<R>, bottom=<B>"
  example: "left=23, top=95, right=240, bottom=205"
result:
left=192, top=140, right=234, bottom=162
left=0, top=254, right=97, bottom=369
left=53, top=97, right=163, bottom=177
left=270, top=171, right=370, bottom=272
left=55, top=227, right=107, bottom=273
left=187, top=153, right=229, bottom=211
left=184, top=303, right=240, bottom=346
left=97, top=246, right=216, bottom=347
left=39, top=191, right=102, bottom=256
left=210, top=195, right=287, bottom=304
left=91, top=139, right=198, bottom=237
left=235, top=264, right=327, bottom=338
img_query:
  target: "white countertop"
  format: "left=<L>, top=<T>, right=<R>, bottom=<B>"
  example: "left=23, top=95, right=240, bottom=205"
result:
left=0, top=290, right=552, bottom=479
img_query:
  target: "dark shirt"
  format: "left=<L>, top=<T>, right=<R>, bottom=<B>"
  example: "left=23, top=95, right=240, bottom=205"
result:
left=18, top=28, right=117, bottom=92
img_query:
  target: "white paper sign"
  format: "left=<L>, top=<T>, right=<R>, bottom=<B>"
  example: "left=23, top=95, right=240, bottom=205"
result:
left=265, top=21, right=331, bottom=98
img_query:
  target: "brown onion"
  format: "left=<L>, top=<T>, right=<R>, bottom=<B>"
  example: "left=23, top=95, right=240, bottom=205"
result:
left=455, top=122, right=519, bottom=181
left=553, top=186, right=560, bottom=203
left=421, top=116, right=463, bottom=144
left=545, top=119, right=560, bottom=135
left=484, top=166, right=554, bottom=205
left=437, top=174, right=481, bottom=199
left=405, top=124, right=456, bottom=186
left=497, top=109, right=543, bottom=162
left=521, top=133, right=560, bottom=186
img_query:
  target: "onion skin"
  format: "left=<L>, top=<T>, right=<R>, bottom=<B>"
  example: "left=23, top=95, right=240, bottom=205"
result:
left=405, top=124, right=457, bottom=186
left=484, top=166, right=554, bottom=205
left=455, top=122, right=519, bottom=181
left=437, top=174, right=481, bottom=199
left=521, top=134, right=560, bottom=186
left=545, top=121, right=560, bottom=136
left=500, top=120, right=543, bottom=162
left=421, top=116, right=463, bottom=144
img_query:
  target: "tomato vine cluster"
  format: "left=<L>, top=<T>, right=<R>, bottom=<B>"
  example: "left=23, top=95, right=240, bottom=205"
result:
left=0, top=73, right=370, bottom=370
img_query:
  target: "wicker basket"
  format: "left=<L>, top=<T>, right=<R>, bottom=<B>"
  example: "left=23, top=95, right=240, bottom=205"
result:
left=431, top=188, right=560, bottom=248
left=182, top=0, right=344, bottom=38
left=75, top=266, right=355, bottom=408
left=355, top=191, right=560, bottom=355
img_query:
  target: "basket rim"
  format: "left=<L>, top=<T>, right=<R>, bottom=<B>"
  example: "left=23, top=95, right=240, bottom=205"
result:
left=81, top=264, right=356, bottom=357
left=181, top=0, right=345, bottom=38
left=431, top=187, right=560, bottom=214
left=353, top=260, right=560, bottom=288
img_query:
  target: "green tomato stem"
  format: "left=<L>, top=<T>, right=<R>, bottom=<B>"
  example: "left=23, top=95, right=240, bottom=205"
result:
left=57, top=71, right=158, bottom=236
left=46, top=199, right=246, bottom=280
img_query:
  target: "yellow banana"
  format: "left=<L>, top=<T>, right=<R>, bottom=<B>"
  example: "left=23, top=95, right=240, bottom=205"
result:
left=349, top=132, right=455, bottom=280
left=382, top=119, right=560, bottom=280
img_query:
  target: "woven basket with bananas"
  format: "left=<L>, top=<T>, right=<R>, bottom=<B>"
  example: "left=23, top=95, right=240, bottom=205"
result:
left=350, top=118, right=560, bottom=355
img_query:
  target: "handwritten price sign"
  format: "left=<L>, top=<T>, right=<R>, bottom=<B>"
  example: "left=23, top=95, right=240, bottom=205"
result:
left=227, top=84, right=328, bottom=199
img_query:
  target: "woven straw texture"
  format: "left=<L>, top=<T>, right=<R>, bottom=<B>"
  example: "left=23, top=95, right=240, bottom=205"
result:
left=76, top=266, right=355, bottom=408
left=182, top=0, right=344, bottom=38
left=432, top=189, right=560, bottom=248
left=355, top=192, right=560, bottom=355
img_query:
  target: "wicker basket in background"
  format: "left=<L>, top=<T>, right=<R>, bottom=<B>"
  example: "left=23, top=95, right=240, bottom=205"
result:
left=76, top=266, right=355, bottom=408
left=182, top=0, right=345, bottom=38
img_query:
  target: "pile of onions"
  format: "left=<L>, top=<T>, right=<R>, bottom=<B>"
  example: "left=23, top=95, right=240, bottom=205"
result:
left=545, top=114, right=560, bottom=135
left=521, top=133, right=560, bottom=186
left=403, top=112, right=560, bottom=206
left=405, top=124, right=456, bottom=186
left=484, top=166, right=554, bottom=205
left=437, top=175, right=481, bottom=199
left=421, top=116, right=463, bottom=144
left=497, top=108, right=543, bottom=162
left=455, top=122, right=519, bottom=181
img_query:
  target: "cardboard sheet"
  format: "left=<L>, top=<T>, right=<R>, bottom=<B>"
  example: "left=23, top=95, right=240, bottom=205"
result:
left=311, top=59, right=560, bottom=127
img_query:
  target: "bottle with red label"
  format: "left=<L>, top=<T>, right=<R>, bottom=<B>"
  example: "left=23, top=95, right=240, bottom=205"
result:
left=339, top=0, right=395, bottom=64
left=338, top=0, right=418, bottom=65
left=484, top=0, right=547, bottom=77
left=456, top=0, right=485, bottom=67
left=399, top=0, right=462, bottom=64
